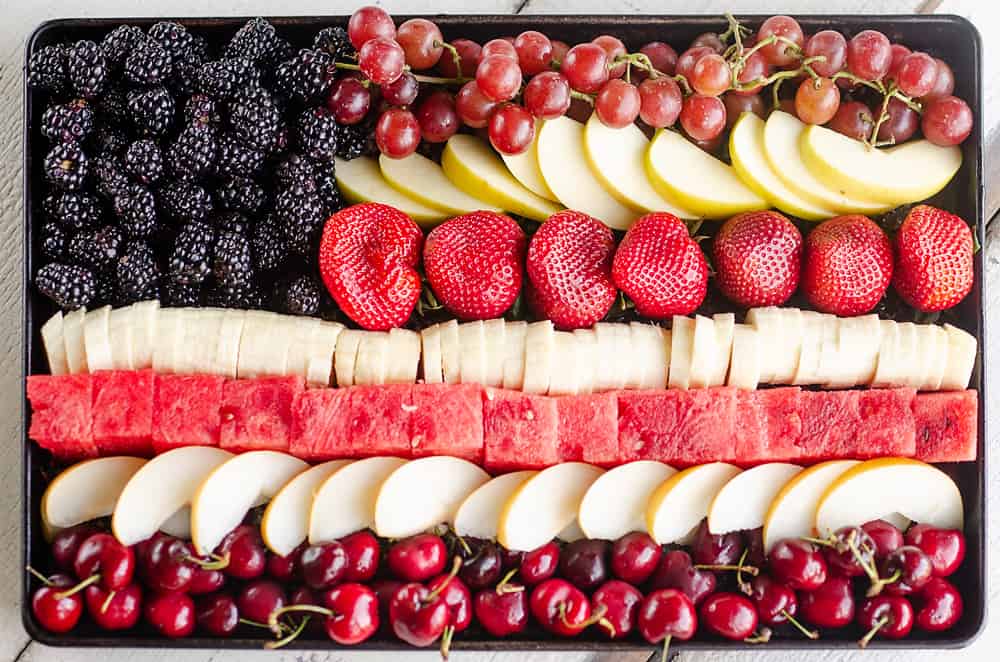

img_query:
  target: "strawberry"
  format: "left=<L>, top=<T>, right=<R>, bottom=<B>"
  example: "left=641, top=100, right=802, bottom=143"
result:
left=611, top=212, right=708, bottom=318
left=423, top=211, right=526, bottom=320
left=893, top=205, right=974, bottom=312
left=713, top=210, right=802, bottom=307
left=526, top=210, right=617, bottom=330
left=801, top=214, right=893, bottom=316
left=318, top=202, right=423, bottom=330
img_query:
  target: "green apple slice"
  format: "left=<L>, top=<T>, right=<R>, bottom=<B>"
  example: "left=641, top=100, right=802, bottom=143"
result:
left=442, top=134, right=562, bottom=222
left=582, top=113, right=697, bottom=218
left=729, top=112, right=835, bottom=221
left=761, top=112, right=892, bottom=215
left=333, top=156, right=448, bottom=226
left=537, top=116, right=638, bottom=230
left=500, top=119, right=559, bottom=201
left=379, top=151, right=501, bottom=216
left=646, top=129, right=768, bottom=219
left=800, top=124, right=962, bottom=206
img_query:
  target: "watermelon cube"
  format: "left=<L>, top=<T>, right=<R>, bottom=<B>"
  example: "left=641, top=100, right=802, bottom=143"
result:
left=290, top=387, right=353, bottom=460
left=410, top=383, right=484, bottom=462
left=483, top=388, right=559, bottom=471
left=732, top=390, right=766, bottom=465
left=913, top=390, right=978, bottom=463
left=557, top=393, right=619, bottom=466
left=798, top=390, right=861, bottom=461
left=92, top=370, right=155, bottom=456
left=152, top=374, right=225, bottom=453
left=857, top=388, right=916, bottom=457
left=220, top=376, right=304, bottom=453
left=757, top=387, right=803, bottom=462
left=348, top=385, right=413, bottom=458
left=27, top=374, right=97, bottom=461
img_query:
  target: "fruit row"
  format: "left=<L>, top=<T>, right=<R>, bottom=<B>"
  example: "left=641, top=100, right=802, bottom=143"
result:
left=26, top=372, right=978, bottom=467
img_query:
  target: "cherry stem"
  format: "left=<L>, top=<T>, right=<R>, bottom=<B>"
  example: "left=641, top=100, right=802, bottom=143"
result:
left=26, top=566, right=53, bottom=586
left=265, top=615, right=311, bottom=650
left=425, top=556, right=463, bottom=604
left=54, top=573, right=100, bottom=599
left=267, top=604, right=332, bottom=636
left=558, top=601, right=608, bottom=630
left=782, top=609, right=820, bottom=640
left=867, top=568, right=902, bottom=598
left=693, top=563, right=759, bottom=576
left=735, top=548, right=752, bottom=593
left=333, top=61, right=471, bottom=86
left=100, top=590, right=115, bottom=614
left=598, top=616, right=617, bottom=639
left=659, top=634, right=673, bottom=662
left=840, top=531, right=882, bottom=592
left=858, top=615, right=889, bottom=648
left=745, top=626, right=773, bottom=644
left=454, top=533, right=472, bottom=557
left=240, top=617, right=287, bottom=633
left=440, top=624, right=455, bottom=659
left=495, top=568, right=523, bottom=595
left=185, top=553, right=229, bottom=571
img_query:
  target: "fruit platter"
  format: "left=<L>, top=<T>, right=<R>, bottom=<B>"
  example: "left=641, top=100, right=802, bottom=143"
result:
left=21, top=9, right=984, bottom=654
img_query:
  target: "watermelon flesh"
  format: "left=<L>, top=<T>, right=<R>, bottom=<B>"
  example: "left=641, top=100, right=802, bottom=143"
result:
left=152, top=374, right=225, bottom=453
left=483, top=388, right=559, bottom=471
left=410, top=383, right=483, bottom=462
left=756, top=387, right=803, bottom=462
left=220, top=376, right=303, bottom=453
left=856, top=388, right=916, bottom=457
left=913, top=390, right=977, bottom=462
left=557, top=393, right=618, bottom=466
left=348, top=385, right=413, bottom=458
left=290, top=387, right=353, bottom=460
left=731, top=390, right=766, bottom=465
left=27, top=374, right=97, bottom=461
left=92, top=370, right=155, bottom=456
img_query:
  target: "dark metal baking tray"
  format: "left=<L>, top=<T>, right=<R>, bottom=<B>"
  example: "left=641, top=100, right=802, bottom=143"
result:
left=22, top=13, right=985, bottom=652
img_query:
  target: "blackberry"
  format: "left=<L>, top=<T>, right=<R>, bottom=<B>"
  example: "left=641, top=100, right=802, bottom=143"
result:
left=41, top=99, right=94, bottom=143
left=274, top=152, right=316, bottom=191
left=228, top=85, right=282, bottom=151
left=127, top=86, right=175, bottom=137
left=148, top=21, right=195, bottom=59
left=167, top=124, right=217, bottom=181
left=40, top=223, right=67, bottom=261
left=336, top=123, right=369, bottom=160
left=197, top=57, right=260, bottom=100
left=123, top=140, right=164, bottom=185
left=183, top=94, right=220, bottom=126
left=124, top=38, right=173, bottom=86
left=158, top=181, right=214, bottom=224
left=27, top=45, right=68, bottom=93
left=313, top=26, right=353, bottom=61
left=169, top=221, right=215, bottom=284
left=215, top=177, right=267, bottom=214
left=67, top=40, right=108, bottom=99
left=100, top=25, right=143, bottom=72
left=92, top=154, right=130, bottom=200
left=206, top=280, right=264, bottom=310
left=163, top=279, right=202, bottom=306
left=269, top=123, right=291, bottom=159
left=315, top=166, right=344, bottom=215
left=214, top=131, right=266, bottom=177
left=296, top=107, right=338, bottom=162
left=36, top=263, right=95, bottom=309
left=43, top=141, right=88, bottom=191
left=46, top=192, right=102, bottom=230
left=275, top=185, right=326, bottom=255
left=96, top=85, right=130, bottom=125
left=68, top=224, right=123, bottom=271
left=213, top=229, right=254, bottom=285
left=215, top=211, right=250, bottom=234
left=116, top=240, right=160, bottom=304
left=191, top=35, right=210, bottom=61
left=275, top=274, right=321, bottom=316
left=169, top=51, right=204, bottom=96
left=90, top=124, right=129, bottom=157
left=251, top=214, right=289, bottom=271
left=113, top=184, right=158, bottom=238
left=224, top=18, right=282, bottom=65
left=93, top=268, right=120, bottom=306
left=274, top=49, right=335, bottom=103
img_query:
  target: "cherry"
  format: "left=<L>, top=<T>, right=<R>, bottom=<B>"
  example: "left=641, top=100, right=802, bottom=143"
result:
left=388, top=533, right=447, bottom=582
left=51, top=525, right=100, bottom=572
left=800, top=576, right=855, bottom=628
left=145, top=591, right=195, bottom=638
left=743, top=528, right=767, bottom=568
left=749, top=575, right=817, bottom=639
left=823, top=526, right=877, bottom=578
left=372, top=578, right=404, bottom=627
left=317, top=583, right=380, bottom=644
left=611, top=532, right=662, bottom=584
left=500, top=547, right=524, bottom=571
left=857, top=595, right=914, bottom=646
left=427, top=573, right=472, bottom=632
left=290, top=585, right=317, bottom=607
left=474, top=585, right=529, bottom=636
left=647, top=549, right=717, bottom=605
left=862, top=520, right=904, bottom=559
left=691, top=520, right=743, bottom=566
left=141, top=535, right=194, bottom=592
left=237, top=579, right=286, bottom=624
left=592, top=579, right=642, bottom=639
left=340, top=530, right=381, bottom=582
left=769, top=538, right=827, bottom=590
left=84, top=582, right=142, bottom=630
left=31, top=573, right=83, bottom=633
left=559, top=539, right=610, bottom=591
left=73, top=532, right=135, bottom=591
left=701, top=593, right=761, bottom=642
left=905, top=524, right=966, bottom=577
left=267, top=546, right=302, bottom=582
left=529, top=578, right=602, bottom=637
left=458, top=537, right=502, bottom=590
left=637, top=588, right=697, bottom=651
left=196, top=593, right=239, bottom=636
left=878, top=545, right=933, bottom=596
left=914, top=577, right=963, bottom=632
left=188, top=566, right=226, bottom=595
left=389, top=582, right=450, bottom=647
left=217, top=525, right=267, bottom=580
left=519, top=541, right=559, bottom=585
left=300, top=541, right=348, bottom=589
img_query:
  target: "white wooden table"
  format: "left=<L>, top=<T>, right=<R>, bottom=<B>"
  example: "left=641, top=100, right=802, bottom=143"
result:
left=1, top=2, right=996, bottom=661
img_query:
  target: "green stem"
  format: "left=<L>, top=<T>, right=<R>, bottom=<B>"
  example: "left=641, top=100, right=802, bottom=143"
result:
left=436, top=40, right=462, bottom=78
left=265, top=615, right=311, bottom=650
left=26, top=566, right=53, bottom=586
left=334, top=61, right=471, bottom=86
left=54, top=573, right=101, bottom=600
left=570, top=90, right=595, bottom=105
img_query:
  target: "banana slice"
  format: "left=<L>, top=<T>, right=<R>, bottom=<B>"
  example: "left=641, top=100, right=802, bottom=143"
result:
left=83, top=305, right=113, bottom=371
left=386, top=328, right=421, bottom=384
left=668, top=316, right=694, bottom=389
left=913, top=323, right=940, bottom=391
left=592, top=324, right=618, bottom=392
left=923, top=325, right=950, bottom=391
left=285, top=317, right=323, bottom=380
left=458, top=321, right=487, bottom=385
left=107, top=306, right=136, bottom=370
left=178, top=308, right=224, bottom=376
left=572, top=328, right=598, bottom=394
left=774, top=308, right=804, bottom=384
left=130, top=300, right=160, bottom=370
left=62, top=307, right=89, bottom=374
left=421, top=324, right=444, bottom=384
left=213, top=309, right=245, bottom=379
left=151, top=308, right=184, bottom=374
left=825, top=314, right=881, bottom=388
left=482, top=319, right=506, bottom=387
left=940, top=324, right=976, bottom=390
left=621, top=324, right=645, bottom=390
left=502, top=321, right=528, bottom=390
left=522, top=321, right=555, bottom=394
left=871, top=320, right=901, bottom=387
left=630, top=322, right=669, bottom=389
left=745, top=307, right=783, bottom=384
left=611, top=323, right=633, bottom=390
left=814, top=313, right=842, bottom=385
left=792, top=311, right=824, bottom=385
left=688, top=315, right=717, bottom=389
left=355, top=331, right=390, bottom=385
left=709, top=313, right=735, bottom=387
left=439, top=319, right=462, bottom=384
left=548, top=331, right=581, bottom=395
left=306, top=321, right=344, bottom=387
left=41, top=311, right=69, bottom=376
left=727, top=324, right=760, bottom=390
left=895, top=322, right=922, bottom=388
left=237, top=311, right=291, bottom=378
left=334, top=329, right=364, bottom=387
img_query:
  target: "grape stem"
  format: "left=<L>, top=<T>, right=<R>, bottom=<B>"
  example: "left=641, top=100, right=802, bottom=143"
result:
left=334, top=61, right=471, bottom=86
left=570, top=90, right=595, bottom=105
left=436, top=40, right=463, bottom=79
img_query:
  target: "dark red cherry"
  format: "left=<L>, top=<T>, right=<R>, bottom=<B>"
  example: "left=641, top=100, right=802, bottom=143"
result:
left=188, top=566, right=226, bottom=595
left=862, top=520, right=904, bottom=559
left=743, top=527, right=766, bottom=568
left=800, top=576, right=855, bottom=628
left=769, top=539, right=827, bottom=590
left=458, top=537, right=502, bottom=590
left=84, top=582, right=142, bottom=630
left=520, top=541, right=560, bottom=585
left=474, top=586, right=529, bottom=636
left=216, top=525, right=267, bottom=580
left=427, top=573, right=472, bottom=631
left=51, top=525, right=100, bottom=572
left=611, top=532, right=662, bottom=584
left=73, top=532, right=135, bottom=591
left=196, top=593, right=239, bottom=636
left=31, top=573, right=82, bottom=633
left=905, top=524, right=966, bottom=578
left=321, top=582, right=380, bottom=644
left=879, top=545, right=933, bottom=596
left=389, top=582, right=450, bottom=647
left=237, top=579, right=286, bottom=623
left=267, top=545, right=302, bottom=582
left=913, top=577, right=963, bottom=632
left=141, top=536, right=194, bottom=593
left=700, top=593, right=758, bottom=640
left=500, top=547, right=524, bottom=570
left=749, top=575, right=797, bottom=626
left=145, top=591, right=195, bottom=638
left=559, top=539, right=610, bottom=591
left=301, top=541, right=348, bottom=589
left=637, top=588, right=697, bottom=643
left=340, top=530, right=381, bottom=582
left=529, top=578, right=595, bottom=637
left=372, top=578, right=404, bottom=627
left=824, top=526, right=878, bottom=578
left=691, top=520, right=744, bottom=566
left=857, top=595, right=914, bottom=646
left=647, top=549, right=716, bottom=605
left=592, top=579, right=642, bottom=639
left=387, top=534, right=447, bottom=582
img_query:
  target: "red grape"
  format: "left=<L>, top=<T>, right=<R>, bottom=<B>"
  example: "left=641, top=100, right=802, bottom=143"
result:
left=359, top=38, right=405, bottom=85
left=639, top=41, right=678, bottom=76
left=488, top=103, right=535, bottom=155
left=691, top=32, right=725, bottom=54
left=593, top=35, right=627, bottom=78
left=561, top=43, right=610, bottom=93
left=847, top=30, right=891, bottom=81
left=455, top=81, right=499, bottom=128
left=777, top=97, right=797, bottom=116
left=551, top=40, right=570, bottom=64
left=375, top=108, right=421, bottom=158
left=757, top=15, right=805, bottom=67
left=416, top=90, right=459, bottom=143
left=827, top=100, right=874, bottom=141
left=876, top=97, right=919, bottom=143
left=795, top=77, right=840, bottom=124
left=733, top=51, right=770, bottom=95
left=921, top=58, right=955, bottom=103
left=327, top=76, right=371, bottom=124
left=921, top=96, right=973, bottom=146
left=896, top=52, right=937, bottom=98
left=680, top=93, right=726, bottom=141
left=380, top=71, right=418, bottom=106
left=887, top=44, right=912, bottom=80
left=638, top=76, right=682, bottom=128
left=437, top=39, right=482, bottom=78
left=595, top=78, right=641, bottom=128
left=675, top=46, right=714, bottom=83
left=476, top=54, right=523, bottom=102
left=481, top=39, right=518, bottom=60
left=804, top=30, right=847, bottom=78
left=395, top=18, right=443, bottom=70
left=691, top=53, right=732, bottom=97
left=515, top=31, right=554, bottom=76
left=523, top=71, right=571, bottom=119
left=723, top=92, right=765, bottom=127
left=347, top=6, right=396, bottom=50
left=691, top=132, right=724, bottom=153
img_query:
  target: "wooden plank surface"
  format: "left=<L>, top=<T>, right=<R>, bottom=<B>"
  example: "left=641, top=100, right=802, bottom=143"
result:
left=2, top=1, right=995, bottom=661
